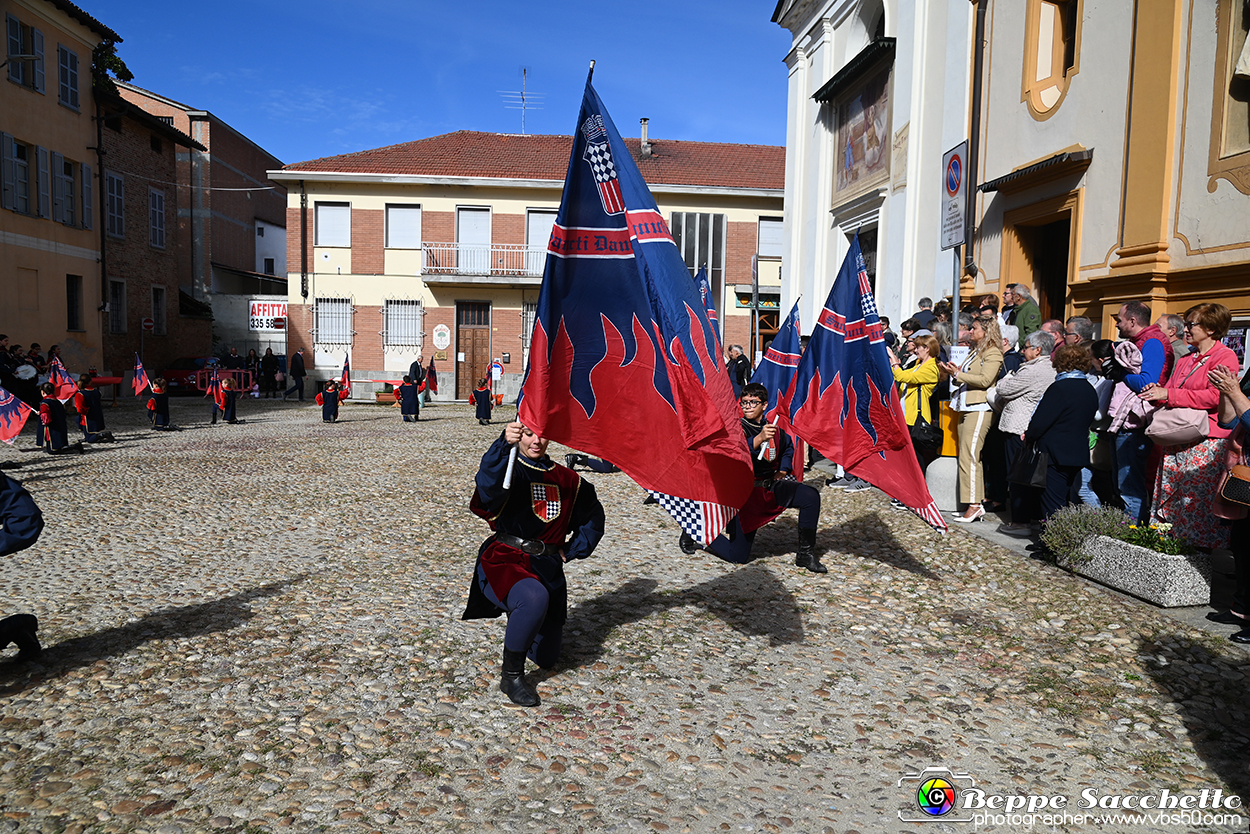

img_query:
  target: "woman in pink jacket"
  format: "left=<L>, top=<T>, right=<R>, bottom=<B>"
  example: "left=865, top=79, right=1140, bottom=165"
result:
left=1138, top=303, right=1240, bottom=549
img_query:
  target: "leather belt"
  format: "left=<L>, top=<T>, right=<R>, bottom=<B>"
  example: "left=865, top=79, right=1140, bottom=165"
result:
left=496, top=533, right=553, bottom=556
left=754, top=479, right=773, bottom=489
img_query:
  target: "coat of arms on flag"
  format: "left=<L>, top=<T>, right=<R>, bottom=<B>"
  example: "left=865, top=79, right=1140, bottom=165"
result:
left=531, top=483, right=561, bottom=523
left=581, top=114, right=625, bottom=216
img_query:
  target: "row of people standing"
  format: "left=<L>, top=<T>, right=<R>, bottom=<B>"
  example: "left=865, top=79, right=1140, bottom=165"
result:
left=893, top=295, right=1246, bottom=552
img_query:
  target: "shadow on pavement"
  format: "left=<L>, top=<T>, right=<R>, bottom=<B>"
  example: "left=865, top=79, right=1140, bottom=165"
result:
left=0, top=576, right=305, bottom=697
left=819, top=510, right=939, bottom=579
left=561, top=564, right=804, bottom=670
left=1136, top=633, right=1250, bottom=800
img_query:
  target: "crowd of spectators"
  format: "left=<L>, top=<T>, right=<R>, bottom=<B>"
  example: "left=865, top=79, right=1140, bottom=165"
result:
left=889, top=295, right=1250, bottom=576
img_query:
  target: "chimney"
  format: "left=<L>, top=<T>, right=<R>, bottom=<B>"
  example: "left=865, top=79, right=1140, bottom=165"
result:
left=640, top=118, right=652, bottom=158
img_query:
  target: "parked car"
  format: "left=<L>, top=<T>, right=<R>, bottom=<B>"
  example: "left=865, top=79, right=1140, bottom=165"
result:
left=161, top=357, right=219, bottom=394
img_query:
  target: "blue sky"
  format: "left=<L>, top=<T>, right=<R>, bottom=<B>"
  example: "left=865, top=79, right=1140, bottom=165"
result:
left=85, top=1, right=794, bottom=165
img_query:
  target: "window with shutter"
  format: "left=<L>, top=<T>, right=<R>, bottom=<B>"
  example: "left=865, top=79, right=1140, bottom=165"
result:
left=315, top=203, right=351, bottom=246
left=106, top=172, right=124, bottom=237
left=50, top=150, right=63, bottom=222
left=149, top=189, right=165, bottom=248
left=385, top=205, right=422, bottom=248
left=57, top=45, right=77, bottom=109
left=80, top=163, right=91, bottom=229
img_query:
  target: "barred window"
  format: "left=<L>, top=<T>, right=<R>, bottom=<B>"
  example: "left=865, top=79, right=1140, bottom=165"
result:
left=521, top=301, right=537, bottom=367
left=314, top=297, right=353, bottom=344
left=383, top=299, right=423, bottom=347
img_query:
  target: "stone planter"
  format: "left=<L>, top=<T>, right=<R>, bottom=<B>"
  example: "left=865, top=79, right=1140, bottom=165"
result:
left=1061, top=535, right=1211, bottom=608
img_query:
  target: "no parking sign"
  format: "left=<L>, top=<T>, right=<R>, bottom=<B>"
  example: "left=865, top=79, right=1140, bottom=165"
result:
left=941, top=141, right=968, bottom=251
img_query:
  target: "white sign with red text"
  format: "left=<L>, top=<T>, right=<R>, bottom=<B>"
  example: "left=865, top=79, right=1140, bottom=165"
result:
left=249, top=299, right=289, bottom=332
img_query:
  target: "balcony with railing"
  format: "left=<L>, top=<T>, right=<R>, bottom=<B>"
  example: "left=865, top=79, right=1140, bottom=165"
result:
left=420, top=242, right=547, bottom=285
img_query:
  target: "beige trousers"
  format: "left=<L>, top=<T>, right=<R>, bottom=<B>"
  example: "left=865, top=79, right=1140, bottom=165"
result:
left=957, top=410, right=994, bottom=504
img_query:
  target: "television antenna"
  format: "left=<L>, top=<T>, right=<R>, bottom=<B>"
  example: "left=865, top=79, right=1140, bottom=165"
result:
left=499, top=67, right=544, bottom=135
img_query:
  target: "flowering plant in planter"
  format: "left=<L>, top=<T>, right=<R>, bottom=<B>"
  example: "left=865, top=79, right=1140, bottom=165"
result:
left=1040, top=505, right=1194, bottom=565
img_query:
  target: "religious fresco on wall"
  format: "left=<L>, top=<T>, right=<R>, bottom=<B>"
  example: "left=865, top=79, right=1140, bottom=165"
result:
left=834, top=63, right=892, bottom=202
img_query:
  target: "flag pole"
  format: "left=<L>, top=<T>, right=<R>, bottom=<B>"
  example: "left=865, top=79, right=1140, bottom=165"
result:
left=588, top=60, right=595, bottom=82
left=757, top=415, right=779, bottom=460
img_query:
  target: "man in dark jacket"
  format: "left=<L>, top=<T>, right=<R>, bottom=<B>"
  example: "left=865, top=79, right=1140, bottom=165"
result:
left=726, top=345, right=751, bottom=398
left=284, top=348, right=307, bottom=401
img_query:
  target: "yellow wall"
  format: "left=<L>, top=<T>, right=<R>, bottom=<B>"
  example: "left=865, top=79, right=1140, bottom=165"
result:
left=0, top=0, right=105, bottom=367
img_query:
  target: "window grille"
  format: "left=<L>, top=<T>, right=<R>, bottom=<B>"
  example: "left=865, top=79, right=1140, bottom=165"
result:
left=383, top=299, right=423, bottom=348
left=314, top=297, right=354, bottom=344
left=521, top=302, right=537, bottom=367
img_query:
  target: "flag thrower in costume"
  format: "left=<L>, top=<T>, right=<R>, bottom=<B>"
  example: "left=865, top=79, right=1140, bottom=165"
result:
left=785, top=235, right=947, bottom=532
left=0, top=386, right=36, bottom=445
left=517, top=65, right=753, bottom=545
left=340, top=355, right=351, bottom=400
left=133, top=354, right=151, bottom=396
left=48, top=358, right=77, bottom=402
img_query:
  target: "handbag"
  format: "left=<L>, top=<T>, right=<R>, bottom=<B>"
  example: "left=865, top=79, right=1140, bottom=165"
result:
left=1219, top=464, right=1250, bottom=507
left=1144, top=356, right=1212, bottom=447
left=1008, top=443, right=1049, bottom=488
left=909, top=415, right=943, bottom=450
left=1145, top=406, right=1209, bottom=446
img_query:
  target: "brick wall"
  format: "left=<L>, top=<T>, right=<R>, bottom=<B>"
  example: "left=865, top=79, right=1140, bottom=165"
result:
left=493, top=213, right=524, bottom=246
left=287, top=304, right=313, bottom=361
left=351, top=209, right=384, bottom=275
left=493, top=305, right=525, bottom=377
left=423, top=305, right=455, bottom=398
left=424, top=210, right=454, bottom=245
left=352, top=305, right=385, bottom=371
left=726, top=220, right=759, bottom=286
left=723, top=317, right=752, bottom=357
left=101, top=110, right=212, bottom=375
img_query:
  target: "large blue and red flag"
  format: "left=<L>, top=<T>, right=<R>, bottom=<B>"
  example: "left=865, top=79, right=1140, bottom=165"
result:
left=48, top=357, right=77, bottom=402
left=786, top=236, right=946, bottom=531
left=133, top=353, right=151, bottom=396
left=694, top=267, right=719, bottom=343
left=0, top=386, right=35, bottom=445
left=518, top=69, right=753, bottom=545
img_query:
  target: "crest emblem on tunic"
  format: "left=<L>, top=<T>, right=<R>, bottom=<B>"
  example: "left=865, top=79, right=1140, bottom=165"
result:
left=532, top=483, right=561, bottom=522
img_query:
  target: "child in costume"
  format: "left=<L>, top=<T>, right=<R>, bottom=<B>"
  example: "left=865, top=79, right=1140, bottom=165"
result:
left=38, top=383, right=81, bottom=455
left=74, top=374, right=114, bottom=442
left=212, top=378, right=240, bottom=424
left=317, top=380, right=340, bottom=422
left=147, top=378, right=172, bottom=429
left=395, top=375, right=420, bottom=422
left=473, top=378, right=493, bottom=425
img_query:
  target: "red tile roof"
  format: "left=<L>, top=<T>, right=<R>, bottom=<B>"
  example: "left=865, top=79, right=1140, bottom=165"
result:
left=283, top=131, right=784, bottom=190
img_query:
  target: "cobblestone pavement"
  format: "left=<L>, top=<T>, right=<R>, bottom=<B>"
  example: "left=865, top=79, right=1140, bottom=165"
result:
left=2, top=398, right=1248, bottom=834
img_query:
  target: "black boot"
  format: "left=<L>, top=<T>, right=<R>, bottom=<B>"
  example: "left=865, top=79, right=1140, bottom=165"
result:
left=794, top=528, right=826, bottom=574
left=499, top=648, right=540, bottom=707
left=0, top=614, right=41, bottom=660
left=679, top=531, right=699, bottom=555
left=564, top=454, right=585, bottom=470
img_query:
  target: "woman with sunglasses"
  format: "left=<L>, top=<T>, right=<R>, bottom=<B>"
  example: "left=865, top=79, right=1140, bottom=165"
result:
left=1139, top=303, right=1240, bottom=549
left=939, top=316, right=1004, bottom=522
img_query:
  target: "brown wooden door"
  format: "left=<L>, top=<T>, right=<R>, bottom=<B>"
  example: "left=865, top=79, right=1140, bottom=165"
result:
left=456, top=302, right=491, bottom=399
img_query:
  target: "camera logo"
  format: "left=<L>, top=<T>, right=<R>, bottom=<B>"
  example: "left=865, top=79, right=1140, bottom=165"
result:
left=899, top=767, right=977, bottom=823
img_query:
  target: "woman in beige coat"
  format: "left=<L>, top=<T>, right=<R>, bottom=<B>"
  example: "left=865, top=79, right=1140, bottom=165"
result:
left=940, top=316, right=1005, bottom=522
